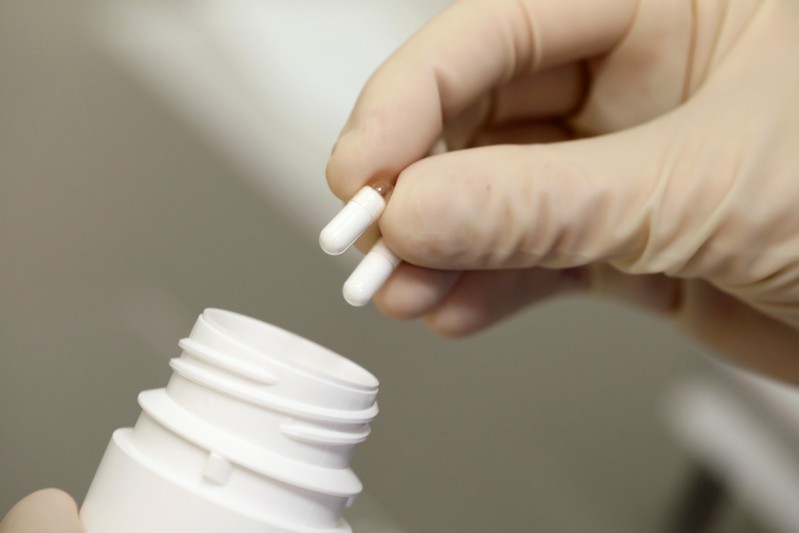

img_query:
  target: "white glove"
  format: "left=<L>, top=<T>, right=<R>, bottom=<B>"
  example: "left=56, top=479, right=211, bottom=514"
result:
left=326, top=0, right=799, bottom=382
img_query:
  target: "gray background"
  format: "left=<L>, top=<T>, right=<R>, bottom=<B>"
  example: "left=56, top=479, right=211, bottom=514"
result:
left=0, top=1, right=733, bottom=531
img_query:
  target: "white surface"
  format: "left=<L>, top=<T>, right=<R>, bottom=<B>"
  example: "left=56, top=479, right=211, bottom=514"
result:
left=343, top=239, right=401, bottom=307
left=667, top=376, right=799, bottom=533
left=81, top=309, right=378, bottom=533
left=723, top=364, right=799, bottom=438
left=320, top=187, right=386, bottom=256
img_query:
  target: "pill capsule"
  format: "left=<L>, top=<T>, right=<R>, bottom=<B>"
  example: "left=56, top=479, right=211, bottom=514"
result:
left=319, top=183, right=393, bottom=255
left=342, top=238, right=401, bottom=307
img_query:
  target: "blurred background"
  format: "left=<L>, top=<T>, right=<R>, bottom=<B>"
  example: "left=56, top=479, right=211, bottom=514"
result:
left=2, top=1, right=794, bottom=531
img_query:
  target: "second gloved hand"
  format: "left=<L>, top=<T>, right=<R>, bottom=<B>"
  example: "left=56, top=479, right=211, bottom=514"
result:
left=0, top=489, right=83, bottom=533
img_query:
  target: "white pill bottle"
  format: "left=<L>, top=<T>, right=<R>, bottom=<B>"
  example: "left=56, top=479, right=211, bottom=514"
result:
left=80, top=309, right=379, bottom=533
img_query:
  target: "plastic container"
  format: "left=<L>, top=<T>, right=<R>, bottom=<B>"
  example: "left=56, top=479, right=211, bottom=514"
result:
left=80, top=308, right=379, bottom=533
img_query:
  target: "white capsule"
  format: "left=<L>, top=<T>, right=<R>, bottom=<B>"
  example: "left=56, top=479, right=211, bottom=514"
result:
left=343, top=238, right=401, bottom=307
left=319, top=186, right=387, bottom=255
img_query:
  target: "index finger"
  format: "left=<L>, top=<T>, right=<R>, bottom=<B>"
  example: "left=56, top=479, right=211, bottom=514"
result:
left=326, top=0, right=637, bottom=200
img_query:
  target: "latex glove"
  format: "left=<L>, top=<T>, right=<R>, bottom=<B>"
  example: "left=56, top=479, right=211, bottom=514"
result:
left=327, top=0, right=799, bottom=381
left=0, top=489, right=83, bottom=533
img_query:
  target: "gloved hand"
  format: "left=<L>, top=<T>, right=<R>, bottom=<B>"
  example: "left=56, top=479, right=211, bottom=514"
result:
left=326, top=0, right=799, bottom=381
left=0, top=489, right=83, bottom=533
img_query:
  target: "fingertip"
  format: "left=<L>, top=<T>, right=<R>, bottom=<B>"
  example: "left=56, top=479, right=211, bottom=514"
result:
left=17, top=488, right=78, bottom=513
left=419, top=272, right=496, bottom=338
left=373, top=264, right=461, bottom=319
left=325, top=133, right=368, bottom=201
left=327, top=104, right=442, bottom=204
left=422, top=300, right=486, bottom=338
left=422, top=314, right=476, bottom=339
left=1, top=489, right=81, bottom=533
left=421, top=268, right=587, bottom=337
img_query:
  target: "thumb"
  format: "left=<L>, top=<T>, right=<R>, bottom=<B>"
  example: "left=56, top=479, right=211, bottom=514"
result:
left=380, top=120, right=674, bottom=274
